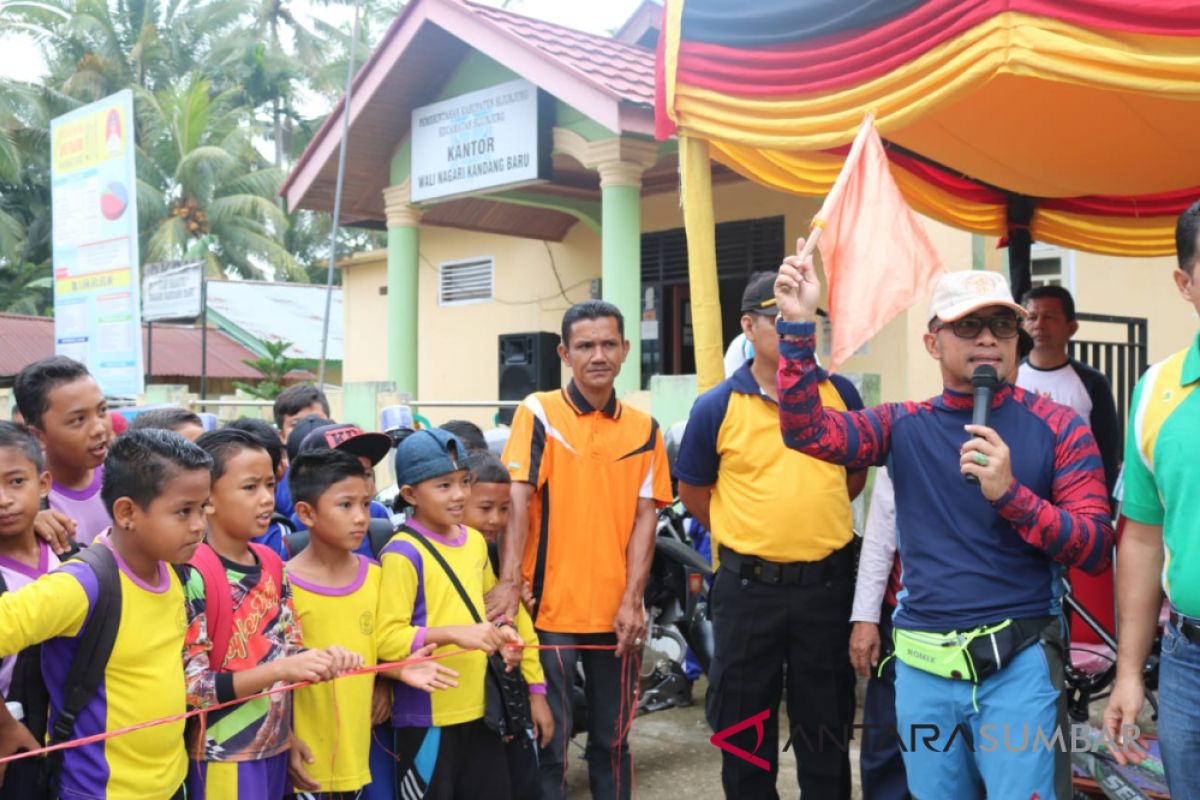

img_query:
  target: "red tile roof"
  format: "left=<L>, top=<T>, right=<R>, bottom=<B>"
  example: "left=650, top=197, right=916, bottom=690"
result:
left=0, top=313, right=264, bottom=381
left=466, top=2, right=656, bottom=106
left=283, top=0, right=661, bottom=216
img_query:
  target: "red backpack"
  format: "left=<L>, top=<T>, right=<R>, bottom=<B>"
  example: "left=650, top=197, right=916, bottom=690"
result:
left=188, top=542, right=285, bottom=668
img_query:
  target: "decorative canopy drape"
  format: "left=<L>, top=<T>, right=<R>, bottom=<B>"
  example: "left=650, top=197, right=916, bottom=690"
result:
left=656, top=0, right=1200, bottom=389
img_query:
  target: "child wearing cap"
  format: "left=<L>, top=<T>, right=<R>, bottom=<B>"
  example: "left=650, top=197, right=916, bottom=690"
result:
left=287, top=418, right=394, bottom=542
left=377, top=429, right=523, bottom=798
left=463, top=450, right=553, bottom=800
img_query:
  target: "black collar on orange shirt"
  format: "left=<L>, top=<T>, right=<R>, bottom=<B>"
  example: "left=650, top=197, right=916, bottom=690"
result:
left=564, top=380, right=622, bottom=419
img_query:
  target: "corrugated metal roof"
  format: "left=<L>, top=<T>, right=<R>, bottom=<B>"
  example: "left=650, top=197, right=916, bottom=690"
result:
left=204, top=280, right=344, bottom=361
left=0, top=313, right=265, bottom=380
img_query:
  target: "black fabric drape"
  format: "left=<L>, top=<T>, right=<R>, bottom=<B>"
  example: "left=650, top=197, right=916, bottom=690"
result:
left=680, top=0, right=927, bottom=48
left=1006, top=195, right=1036, bottom=303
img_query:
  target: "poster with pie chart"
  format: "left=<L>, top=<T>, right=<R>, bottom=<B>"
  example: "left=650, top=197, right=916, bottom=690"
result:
left=50, top=89, right=144, bottom=397
left=99, top=182, right=128, bottom=221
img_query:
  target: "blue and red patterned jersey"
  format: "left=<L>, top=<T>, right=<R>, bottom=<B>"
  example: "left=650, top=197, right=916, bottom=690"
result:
left=776, top=321, right=1113, bottom=632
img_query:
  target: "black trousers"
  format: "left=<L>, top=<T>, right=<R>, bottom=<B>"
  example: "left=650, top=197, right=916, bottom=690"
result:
left=504, top=727, right=541, bottom=800
left=706, top=547, right=856, bottom=800
left=536, top=631, right=636, bottom=800
left=393, top=720, right=511, bottom=800
left=859, top=603, right=911, bottom=800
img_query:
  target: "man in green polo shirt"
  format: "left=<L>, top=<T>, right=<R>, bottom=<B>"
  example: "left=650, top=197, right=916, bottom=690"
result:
left=1104, top=201, right=1200, bottom=798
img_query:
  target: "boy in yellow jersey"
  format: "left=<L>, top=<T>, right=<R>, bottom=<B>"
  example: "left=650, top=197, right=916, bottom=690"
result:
left=378, top=429, right=523, bottom=799
left=182, top=429, right=361, bottom=799
left=0, top=429, right=213, bottom=799
left=285, top=449, right=458, bottom=799
left=464, top=450, right=554, bottom=800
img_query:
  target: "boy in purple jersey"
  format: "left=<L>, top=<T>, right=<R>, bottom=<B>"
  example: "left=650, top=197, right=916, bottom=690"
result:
left=14, top=357, right=112, bottom=548
left=0, top=422, right=59, bottom=794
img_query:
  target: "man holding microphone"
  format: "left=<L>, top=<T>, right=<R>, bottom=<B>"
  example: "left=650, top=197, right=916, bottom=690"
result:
left=772, top=244, right=1114, bottom=800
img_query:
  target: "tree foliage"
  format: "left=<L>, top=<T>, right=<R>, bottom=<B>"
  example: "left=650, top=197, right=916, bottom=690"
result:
left=0, top=0, right=387, bottom=314
left=233, top=338, right=305, bottom=399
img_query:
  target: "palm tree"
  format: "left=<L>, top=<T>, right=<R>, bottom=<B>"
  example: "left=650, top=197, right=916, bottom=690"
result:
left=0, top=78, right=57, bottom=308
left=0, top=0, right=386, bottom=284
left=0, top=260, right=53, bottom=314
left=136, top=75, right=300, bottom=279
left=4, top=0, right=243, bottom=100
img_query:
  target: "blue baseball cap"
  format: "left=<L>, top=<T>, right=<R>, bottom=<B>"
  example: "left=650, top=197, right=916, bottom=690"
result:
left=393, top=428, right=468, bottom=487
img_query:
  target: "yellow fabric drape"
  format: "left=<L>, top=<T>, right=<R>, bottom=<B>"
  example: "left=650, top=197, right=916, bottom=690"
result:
left=708, top=139, right=1009, bottom=236
left=679, top=134, right=726, bottom=393
left=708, top=130, right=1181, bottom=255
left=1032, top=209, right=1177, bottom=257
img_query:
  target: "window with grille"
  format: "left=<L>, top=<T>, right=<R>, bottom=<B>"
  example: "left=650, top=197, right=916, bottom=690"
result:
left=1029, top=244, right=1076, bottom=293
left=438, top=257, right=494, bottom=306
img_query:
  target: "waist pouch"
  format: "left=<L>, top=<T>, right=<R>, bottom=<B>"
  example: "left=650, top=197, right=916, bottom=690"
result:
left=893, top=616, right=1053, bottom=683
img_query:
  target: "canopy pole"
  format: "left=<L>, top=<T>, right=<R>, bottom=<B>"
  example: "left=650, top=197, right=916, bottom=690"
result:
left=679, top=135, right=725, bottom=394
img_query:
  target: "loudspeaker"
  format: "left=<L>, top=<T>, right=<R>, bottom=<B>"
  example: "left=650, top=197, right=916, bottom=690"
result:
left=498, top=332, right=561, bottom=425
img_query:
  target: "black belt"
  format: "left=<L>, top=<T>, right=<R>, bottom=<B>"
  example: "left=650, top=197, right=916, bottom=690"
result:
left=718, top=543, right=854, bottom=587
left=1169, top=611, right=1200, bottom=646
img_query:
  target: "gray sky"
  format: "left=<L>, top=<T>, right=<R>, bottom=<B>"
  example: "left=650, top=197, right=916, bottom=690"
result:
left=0, top=0, right=647, bottom=84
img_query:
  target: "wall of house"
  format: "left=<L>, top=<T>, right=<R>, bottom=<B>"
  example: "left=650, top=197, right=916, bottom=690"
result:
left=1071, top=253, right=1193, bottom=364
left=340, top=171, right=1198, bottom=433
left=340, top=222, right=602, bottom=428
left=977, top=239, right=1193, bottom=363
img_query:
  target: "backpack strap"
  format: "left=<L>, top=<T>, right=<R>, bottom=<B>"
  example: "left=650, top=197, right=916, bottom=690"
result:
left=189, top=543, right=233, bottom=670
left=367, top=518, right=395, bottom=561
left=284, top=530, right=310, bottom=560
left=49, top=545, right=122, bottom=746
left=287, top=520, right=394, bottom=561
left=248, top=543, right=285, bottom=604
left=270, top=512, right=297, bottom=533
left=192, top=543, right=284, bottom=670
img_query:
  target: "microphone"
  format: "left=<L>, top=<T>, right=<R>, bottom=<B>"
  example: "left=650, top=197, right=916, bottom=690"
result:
left=965, top=365, right=998, bottom=485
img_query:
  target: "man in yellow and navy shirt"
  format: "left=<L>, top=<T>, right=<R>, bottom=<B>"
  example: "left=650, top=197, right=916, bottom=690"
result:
left=492, top=300, right=672, bottom=800
left=677, top=271, right=866, bottom=800
left=1105, top=201, right=1200, bottom=800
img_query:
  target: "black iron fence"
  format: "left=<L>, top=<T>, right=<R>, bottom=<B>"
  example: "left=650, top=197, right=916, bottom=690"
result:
left=1068, top=313, right=1148, bottom=446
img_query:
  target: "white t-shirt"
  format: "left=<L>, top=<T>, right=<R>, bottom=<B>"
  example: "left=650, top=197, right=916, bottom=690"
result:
left=1017, top=361, right=1093, bottom=419
left=724, top=334, right=751, bottom=378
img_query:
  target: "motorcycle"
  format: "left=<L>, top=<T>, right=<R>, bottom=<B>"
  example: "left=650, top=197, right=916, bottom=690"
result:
left=1063, top=565, right=1169, bottom=800
left=636, top=502, right=714, bottom=715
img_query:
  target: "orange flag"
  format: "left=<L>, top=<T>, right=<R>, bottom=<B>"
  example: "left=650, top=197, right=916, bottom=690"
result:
left=813, top=114, right=945, bottom=370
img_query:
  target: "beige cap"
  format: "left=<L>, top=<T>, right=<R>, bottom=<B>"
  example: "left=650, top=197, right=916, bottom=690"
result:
left=928, top=270, right=1027, bottom=322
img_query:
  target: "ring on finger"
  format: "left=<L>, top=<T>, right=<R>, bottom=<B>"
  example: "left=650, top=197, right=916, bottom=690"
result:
left=972, top=452, right=989, bottom=467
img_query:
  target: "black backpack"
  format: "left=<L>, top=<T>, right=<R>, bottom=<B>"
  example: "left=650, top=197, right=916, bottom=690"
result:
left=284, top=517, right=396, bottom=560
left=0, top=545, right=122, bottom=800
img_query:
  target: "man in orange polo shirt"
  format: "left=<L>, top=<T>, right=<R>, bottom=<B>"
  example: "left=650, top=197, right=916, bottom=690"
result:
left=488, top=300, right=672, bottom=800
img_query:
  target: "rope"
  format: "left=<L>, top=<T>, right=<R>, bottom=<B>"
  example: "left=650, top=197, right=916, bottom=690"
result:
left=0, top=644, right=624, bottom=766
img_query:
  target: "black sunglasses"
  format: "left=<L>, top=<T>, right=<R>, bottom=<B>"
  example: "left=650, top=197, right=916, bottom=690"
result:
left=933, top=315, right=1021, bottom=340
